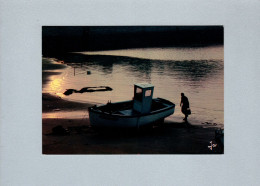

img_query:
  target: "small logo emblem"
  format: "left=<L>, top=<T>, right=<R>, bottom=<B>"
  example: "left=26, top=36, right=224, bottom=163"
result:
left=208, top=141, right=217, bottom=150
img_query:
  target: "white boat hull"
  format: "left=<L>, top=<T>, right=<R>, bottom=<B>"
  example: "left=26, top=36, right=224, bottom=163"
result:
left=89, top=98, right=175, bottom=128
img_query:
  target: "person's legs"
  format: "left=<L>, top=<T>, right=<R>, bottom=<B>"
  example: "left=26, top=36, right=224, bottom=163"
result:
left=184, top=114, right=188, bottom=121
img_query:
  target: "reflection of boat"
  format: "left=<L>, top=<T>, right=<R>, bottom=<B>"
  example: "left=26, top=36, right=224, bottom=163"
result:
left=88, top=83, right=175, bottom=128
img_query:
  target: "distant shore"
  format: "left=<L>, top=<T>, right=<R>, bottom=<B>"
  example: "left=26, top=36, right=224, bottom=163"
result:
left=42, top=93, right=223, bottom=154
left=42, top=26, right=223, bottom=56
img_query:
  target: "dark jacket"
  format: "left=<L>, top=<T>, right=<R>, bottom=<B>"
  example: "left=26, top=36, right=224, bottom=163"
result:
left=181, top=95, right=190, bottom=114
left=181, top=96, right=189, bottom=108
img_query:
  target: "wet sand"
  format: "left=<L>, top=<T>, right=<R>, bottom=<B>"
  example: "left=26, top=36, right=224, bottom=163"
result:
left=42, top=93, right=223, bottom=154
left=42, top=93, right=93, bottom=112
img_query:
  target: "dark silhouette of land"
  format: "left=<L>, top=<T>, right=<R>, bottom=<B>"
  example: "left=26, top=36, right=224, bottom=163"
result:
left=42, top=26, right=223, bottom=56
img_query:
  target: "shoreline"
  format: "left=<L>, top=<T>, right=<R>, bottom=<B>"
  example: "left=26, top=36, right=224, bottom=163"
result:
left=42, top=93, right=94, bottom=112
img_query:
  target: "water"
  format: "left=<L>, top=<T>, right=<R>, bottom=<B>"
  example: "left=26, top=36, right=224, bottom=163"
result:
left=42, top=46, right=224, bottom=127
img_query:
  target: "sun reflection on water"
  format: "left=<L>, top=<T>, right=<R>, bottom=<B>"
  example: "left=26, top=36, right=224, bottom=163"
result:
left=44, top=70, right=67, bottom=98
left=50, top=78, right=62, bottom=90
left=42, top=111, right=88, bottom=119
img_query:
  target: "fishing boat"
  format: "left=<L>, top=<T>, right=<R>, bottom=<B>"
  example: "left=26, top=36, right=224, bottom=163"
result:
left=88, top=83, right=175, bottom=128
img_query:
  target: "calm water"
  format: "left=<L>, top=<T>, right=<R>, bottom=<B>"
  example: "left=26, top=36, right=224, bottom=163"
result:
left=42, top=46, right=224, bottom=127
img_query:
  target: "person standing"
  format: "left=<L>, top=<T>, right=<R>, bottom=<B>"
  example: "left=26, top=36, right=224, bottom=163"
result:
left=180, top=93, right=191, bottom=121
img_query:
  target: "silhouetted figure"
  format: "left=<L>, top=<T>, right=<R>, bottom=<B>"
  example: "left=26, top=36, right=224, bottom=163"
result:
left=180, top=93, right=191, bottom=121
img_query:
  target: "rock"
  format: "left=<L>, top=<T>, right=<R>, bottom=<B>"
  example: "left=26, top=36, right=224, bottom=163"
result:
left=52, top=125, right=70, bottom=135
left=63, top=89, right=76, bottom=95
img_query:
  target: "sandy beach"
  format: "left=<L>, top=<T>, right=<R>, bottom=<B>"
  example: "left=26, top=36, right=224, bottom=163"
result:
left=42, top=93, right=223, bottom=154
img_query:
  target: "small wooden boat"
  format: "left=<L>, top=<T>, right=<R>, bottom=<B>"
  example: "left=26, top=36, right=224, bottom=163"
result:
left=88, top=83, right=175, bottom=128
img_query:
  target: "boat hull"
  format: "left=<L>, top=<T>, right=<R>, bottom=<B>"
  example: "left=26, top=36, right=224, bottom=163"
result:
left=88, top=98, right=175, bottom=128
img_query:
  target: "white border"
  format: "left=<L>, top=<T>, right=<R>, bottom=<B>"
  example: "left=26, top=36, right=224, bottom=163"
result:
left=1, top=0, right=260, bottom=185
